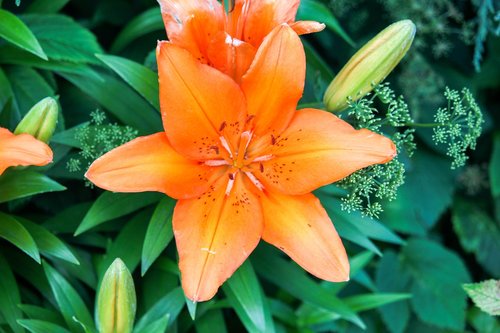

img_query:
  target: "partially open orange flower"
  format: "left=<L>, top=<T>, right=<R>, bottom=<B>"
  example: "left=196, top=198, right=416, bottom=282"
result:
left=86, top=25, right=396, bottom=302
left=158, top=0, right=325, bottom=81
left=0, top=127, right=53, bottom=176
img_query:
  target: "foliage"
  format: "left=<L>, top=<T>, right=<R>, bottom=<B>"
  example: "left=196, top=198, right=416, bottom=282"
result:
left=0, top=0, right=498, bottom=333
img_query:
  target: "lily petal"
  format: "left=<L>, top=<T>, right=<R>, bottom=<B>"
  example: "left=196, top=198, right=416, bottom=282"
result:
left=85, top=132, right=220, bottom=199
left=173, top=174, right=263, bottom=301
left=261, top=191, right=349, bottom=281
left=0, top=128, right=52, bottom=175
left=254, top=108, right=396, bottom=195
left=158, top=0, right=224, bottom=62
left=157, top=41, right=247, bottom=161
left=241, top=24, right=305, bottom=137
left=290, top=21, right=326, bottom=35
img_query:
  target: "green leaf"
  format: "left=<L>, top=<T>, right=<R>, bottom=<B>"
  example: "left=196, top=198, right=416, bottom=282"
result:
left=75, top=192, right=161, bottom=235
left=375, top=251, right=411, bottom=333
left=381, top=149, right=456, bottom=235
left=17, top=218, right=79, bottom=265
left=43, top=262, right=95, bottom=333
left=0, top=212, right=40, bottom=263
left=0, top=67, right=13, bottom=114
left=468, top=307, right=500, bottom=333
left=343, top=293, right=411, bottom=312
left=134, top=315, right=169, bottom=333
left=297, top=0, right=355, bottom=47
left=0, top=9, right=47, bottom=60
left=26, top=0, right=69, bottom=14
left=490, top=133, right=500, bottom=197
left=110, top=7, right=163, bottom=53
left=0, top=171, right=66, bottom=204
left=96, top=54, right=160, bottom=110
left=21, top=14, right=102, bottom=64
left=0, top=253, right=24, bottom=333
left=195, top=310, right=227, bottom=333
left=60, top=70, right=161, bottom=134
left=141, top=197, right=175, bottom=275
left=18, top=304, right=65, bottom=326
left=402, top=238, right=470, bottom=331
left=463, top=280, right=500, bottom=316
left=223, top=261, right=275, bottom=333
left=133, top=287, right=185, bottom=333
left=17, top=320, right=70, bottom=333
left=253, top=245, right=364, bottom=329
left=452, top=199, right=500, bottom=277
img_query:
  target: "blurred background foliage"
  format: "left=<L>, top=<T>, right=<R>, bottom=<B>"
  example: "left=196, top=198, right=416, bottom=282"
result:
left=0, top=0, right=499, bottom=332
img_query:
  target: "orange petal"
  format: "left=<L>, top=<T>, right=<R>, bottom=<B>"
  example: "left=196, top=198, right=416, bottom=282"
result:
left=157, top=42, right=247, bottom=161
left=290, top=21, right=326, bottom=35
left=206, top=32, right=257, bottom=83
left=261, top=191, right=349, bottom=282
left=0, top=128, right=52, bottom=175
left=241, top=25, right=305, bottom=137
left=252, top=108, right=396, bottom=195
left=159, top=0, right=224, bottom=62
left=85, top=132, right=221, bottom=200
left=239, top=0, right=300, bottom=47
left=174, top=173, right=263, bottom=301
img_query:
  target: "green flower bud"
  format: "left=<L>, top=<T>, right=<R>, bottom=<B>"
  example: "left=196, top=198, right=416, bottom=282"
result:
left=14, top=97, right=58, bottom=143
left=324, top=20, right=416, bottom=112
left=96, top=258, right=136, bottom=333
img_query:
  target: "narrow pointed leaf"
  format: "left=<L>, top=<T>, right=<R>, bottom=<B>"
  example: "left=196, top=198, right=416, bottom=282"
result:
left=0, top=171, right=66, bottom=203
left=0, top=212, right=40, bottom=263
left=0, top=253, right=24, bottom=333
left=17, top=320, right=70, bottom=333
left=343, top=293, right=412, bottom=312
left=133, top=287, right=184, bottom=332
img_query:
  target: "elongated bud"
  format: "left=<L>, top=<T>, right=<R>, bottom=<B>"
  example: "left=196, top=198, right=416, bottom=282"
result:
left=324, top=20, right=416, bottom=112
left=14, top=97, right=58, bottom=143
left=96, top=258, right=136, bottom=333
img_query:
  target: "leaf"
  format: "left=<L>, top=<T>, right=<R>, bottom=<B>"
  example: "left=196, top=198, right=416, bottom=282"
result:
left=381, top=149, right=456, bottom=235
left=195, top=310, right=227, bottom=333
left=75, top=192, right=161, bottom=235
left=297, top=0, right=355, bottom=47
left=491, top=133, right=500, bottom=197
left=253, top=245, right=364, bottom=329
left=110, top=7, right=163, bottom=53
left=133, top=287, right=185, bottom=333
left=43, top=262, right=95, bottom=333
left=17, top=320, right=70, bottom=333
left=376, top=251, right=412, bottom=333
left=26, top=0, right=70, bottom=14
left=402, top=238, right=471, bottom=331
left=463, top=280, right=500, bottom=316
left=17, top=217, right=79, bottom=265
left=223, top=261, right=275, bottom=333
left=96, top=54, right=160, bottom=110
left=134, top=315, right=169, bottom=333
left=343, top=293, right=411, bottom=312
left=141, top=197, right=175, bottom=275
left=0, top=171, right=66, bottom=203
left=18, top=304, right=65, bottom=326
left=0, top=253, right=24, bottom=333
left=0, top=9, right=47, bottom=60
left=21, top=14, right=102, bottom=64
left=0, top=212, right=40, bottom=263
left=452, top=199, right=500, bottom=277
left=60, top=70, right=161, bottom=134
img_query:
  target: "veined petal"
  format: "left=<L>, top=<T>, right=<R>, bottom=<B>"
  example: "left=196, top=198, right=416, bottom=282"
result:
left=254, top=108, right=396, bottom=195
left=173, top=173, right=263, bottom=301
left=241, top=25, right=305, bottom=137
left=0, top=128, right=52, bottom=175
left=158, top=0, right=224, bottom=62
left=85, top=132, right=221, bottom=199
left=238, top=0, right=300, bottom=47
left=261, top=191, right=349, bottom=281
left=157, top=42, right=247, bottom=161
left=290, top=21, right=326, bottom=35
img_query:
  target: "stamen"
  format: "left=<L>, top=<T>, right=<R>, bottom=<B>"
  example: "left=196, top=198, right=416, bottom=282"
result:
left=225, top=173, right=235, bottom=195
left=219, top=136, right=233, bottom=158
left=235, top=131, right=252, bottom=167
left=245, top=171, right=264, bottom=191
left=205, top=159, right=229, bottom=166
left=253, top=154, right=273, bottom=162
left=219, top=121, right=227, bottom=132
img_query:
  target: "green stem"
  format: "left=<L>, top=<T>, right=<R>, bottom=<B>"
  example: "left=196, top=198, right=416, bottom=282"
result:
left=405, top=122, right=447, bottom=128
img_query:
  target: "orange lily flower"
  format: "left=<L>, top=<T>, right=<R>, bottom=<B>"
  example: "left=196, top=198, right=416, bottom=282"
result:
left=0, top=127, right=53, bottom=176
left=158, top=0, right=325, bottom=81
left=86, top=25, right=396, bottom=302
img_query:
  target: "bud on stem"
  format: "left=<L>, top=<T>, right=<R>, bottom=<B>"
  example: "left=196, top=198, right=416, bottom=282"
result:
left=96, top=258, right=136, bottom=333
left=14, top=97, right=58, bottom=143
left=324, top=20, right=416, bottom=112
